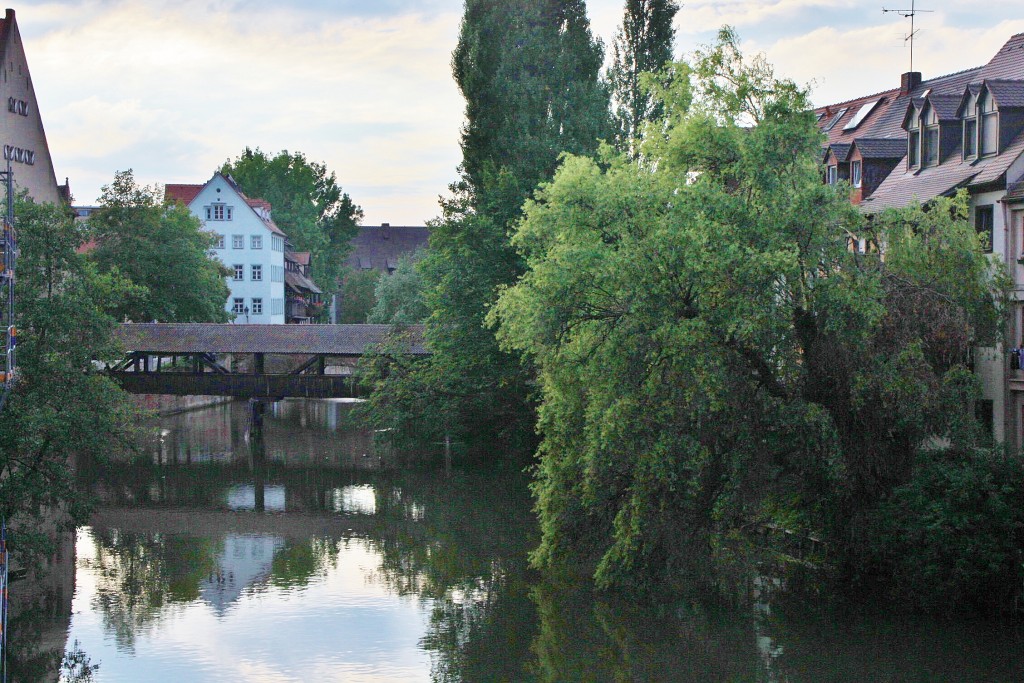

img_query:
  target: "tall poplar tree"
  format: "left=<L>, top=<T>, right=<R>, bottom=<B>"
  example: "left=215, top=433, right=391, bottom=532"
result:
left=607, top=0, right=679, bottom=151
left=364, top=0, right=611, bottom=456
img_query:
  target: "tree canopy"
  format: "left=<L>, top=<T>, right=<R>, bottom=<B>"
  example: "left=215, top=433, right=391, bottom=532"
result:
left=221, top=148, right=362, bottom=298
left=489, top=29, right=1008, bottom=596
left=0, top=199, right=143, bottom=554
left=87, top=169, right=230, bottom=323
left=607, top=0, right=680, bottom=152
left=364, top=0, right=612, bottom=456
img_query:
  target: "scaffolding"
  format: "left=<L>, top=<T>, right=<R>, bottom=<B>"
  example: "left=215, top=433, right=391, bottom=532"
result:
left=0, top=160, right=14, bottom=412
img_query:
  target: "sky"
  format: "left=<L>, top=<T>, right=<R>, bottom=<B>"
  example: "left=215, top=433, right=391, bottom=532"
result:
left=14, top=0, right=1024, bottom=225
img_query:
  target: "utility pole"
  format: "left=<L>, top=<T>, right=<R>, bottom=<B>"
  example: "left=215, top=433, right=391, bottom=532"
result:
left=883, top=0, right=933, bottom=73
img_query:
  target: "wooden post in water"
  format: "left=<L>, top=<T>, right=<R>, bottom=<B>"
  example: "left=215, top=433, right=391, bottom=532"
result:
left=248, top=399, right=267, bottom=513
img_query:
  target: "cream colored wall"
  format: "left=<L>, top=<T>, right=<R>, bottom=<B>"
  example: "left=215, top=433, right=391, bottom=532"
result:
left=0, top=13, right=62, bottom=205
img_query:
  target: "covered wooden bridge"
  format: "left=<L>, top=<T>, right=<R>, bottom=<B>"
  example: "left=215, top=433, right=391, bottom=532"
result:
left=107, top=323, right=427, bottom=399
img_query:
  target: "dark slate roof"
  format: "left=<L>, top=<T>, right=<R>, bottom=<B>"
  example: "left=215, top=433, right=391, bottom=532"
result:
left=978, top=33, right=1024, bottom=81
left=286, top=270, right=323, bottom=295
left=852, top=138, right=907, bottom=159
left=346, top=225, right=429, bottom=272
left=114, top=323, right=428, bottom=355
left=927, top=94, right=964, bottom=121
left=827, top=143, right=852, bottom=162
left=986, top=79, right=1024, bottom=108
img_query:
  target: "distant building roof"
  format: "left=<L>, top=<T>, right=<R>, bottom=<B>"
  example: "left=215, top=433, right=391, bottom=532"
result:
left=346, top=224, right=429, bottom=273
left=164, top=184, right=204, bottom=205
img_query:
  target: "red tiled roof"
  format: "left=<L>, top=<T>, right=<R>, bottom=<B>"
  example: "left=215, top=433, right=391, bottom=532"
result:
left=165, top=184, right=203, bottom=205
left=289, top=251, right=311, bottom=266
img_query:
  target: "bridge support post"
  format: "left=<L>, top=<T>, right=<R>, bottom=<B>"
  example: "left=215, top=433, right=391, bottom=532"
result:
left=248, top=398, right=269, bottom=512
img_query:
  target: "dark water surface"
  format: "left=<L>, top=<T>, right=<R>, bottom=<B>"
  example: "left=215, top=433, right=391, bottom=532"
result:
left=9, top=399, right=1024, bottom=682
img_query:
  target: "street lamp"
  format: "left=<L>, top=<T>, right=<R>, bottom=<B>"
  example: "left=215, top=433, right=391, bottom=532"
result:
left=244, top=305, right=249, bottom=324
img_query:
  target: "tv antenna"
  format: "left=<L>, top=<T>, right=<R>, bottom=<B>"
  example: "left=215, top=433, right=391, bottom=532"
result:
left=883, top=0, right=933, bottom=73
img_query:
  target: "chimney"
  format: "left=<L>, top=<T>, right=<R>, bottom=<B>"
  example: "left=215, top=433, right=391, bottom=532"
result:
left=900, top=71, right=922, bottom=95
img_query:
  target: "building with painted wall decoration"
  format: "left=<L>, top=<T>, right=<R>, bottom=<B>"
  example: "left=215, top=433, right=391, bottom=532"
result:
left=815, top=33, right=1024, bottom=450
left=0, top=8, right=67, bottom=205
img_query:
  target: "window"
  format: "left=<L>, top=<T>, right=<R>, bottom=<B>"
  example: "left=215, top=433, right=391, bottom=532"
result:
left=205, top=204, right=233, bottom=221
left=923, top=125, right=939, bottom=166
left=908, top=130, right=920, bottom=167
left=232, top=234, right=244, bottom=249
left=232, top=298, right=245, bottom=314
left=851, top=160, right=862, bottom=188
left=980, top=91, right=998, bottom=156
left=271, top=265, right=284, bottom=282
left=213, top=233, right=224, bottom=249
left=233, top=264, right=244, bottom=281
left=272, top=298, right=285, bottom=315
left=251, top=264, right=262, bottom=281
left=251, top=298, right=263, bottom=315
left=271, top=235, right=284, bottom=252
left=822, top=107, right=848, bottom=132
left=964, top=117, right=978, bottom=158
left=251, top=235, right=263, bottom=249
left=843, top=100, right=879, bottom=131
left=976, top=205, right=994, bottom=254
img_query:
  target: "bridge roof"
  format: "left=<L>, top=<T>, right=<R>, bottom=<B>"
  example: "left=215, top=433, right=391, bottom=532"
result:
left=114, top=323, right=428, bottom=356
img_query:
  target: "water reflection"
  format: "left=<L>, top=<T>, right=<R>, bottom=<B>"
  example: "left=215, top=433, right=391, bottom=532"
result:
left=23, top=399, right=1019, bottom=681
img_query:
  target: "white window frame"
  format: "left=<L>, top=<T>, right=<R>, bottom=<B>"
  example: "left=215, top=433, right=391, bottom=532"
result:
left=827, top=165, right=838, bottom=185
left=233, top=264, right=244, bottom=281
left=251, top=264, right=262, bottom=281
left=213, top=234, right=224, bottom=249
left=232, top=234, right=244, bottom=249
left=232, top=298, right=245, bottom=314
left=251, top=298, right=263, bottom=315
left=251, top=235, right=263, bottom=249
left=851, top=160, right=862, bottom=188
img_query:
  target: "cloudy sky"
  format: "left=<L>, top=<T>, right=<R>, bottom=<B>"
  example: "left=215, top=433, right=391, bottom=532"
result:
left=15, top=0, right=1024, bottom=225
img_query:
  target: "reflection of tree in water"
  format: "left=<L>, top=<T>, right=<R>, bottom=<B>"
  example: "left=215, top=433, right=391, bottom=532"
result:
left=86, top=528, right=218, bottom=651
left=361, top=469, right=540, bottom=683
left=530, top=581, right=764, bottom=683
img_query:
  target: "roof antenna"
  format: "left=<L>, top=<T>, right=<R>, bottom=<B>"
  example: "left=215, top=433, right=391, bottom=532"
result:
left=883, top=0, right=933, bottom=73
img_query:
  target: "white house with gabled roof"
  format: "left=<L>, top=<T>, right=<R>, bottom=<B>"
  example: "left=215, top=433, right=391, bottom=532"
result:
left=165, top=173, right=286, bottom=324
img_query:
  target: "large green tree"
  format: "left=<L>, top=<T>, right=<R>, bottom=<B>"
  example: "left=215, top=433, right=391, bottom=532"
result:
left=364, top=0, right=612, bottom=456
left=0, top=199, right=143, bottom=554
left=607, top=0, right=679, bottom=152
left=88, top=170, right=230, bottom=323
left=489, top=29, right=1007, bottom=596
left=221, top=148, right=362, bottom=300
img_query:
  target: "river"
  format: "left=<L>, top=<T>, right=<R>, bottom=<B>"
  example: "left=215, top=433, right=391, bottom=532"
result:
left=7, top=398, right=1024, bottom=682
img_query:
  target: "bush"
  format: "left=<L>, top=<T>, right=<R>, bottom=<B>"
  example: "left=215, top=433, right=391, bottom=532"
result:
left=863, top=446, right=1024, bottom=611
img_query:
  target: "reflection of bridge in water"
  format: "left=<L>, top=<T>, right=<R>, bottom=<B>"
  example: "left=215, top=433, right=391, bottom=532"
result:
left=107, top=323, right=427, bottom=399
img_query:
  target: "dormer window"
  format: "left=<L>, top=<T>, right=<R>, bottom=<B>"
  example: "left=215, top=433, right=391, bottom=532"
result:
left=827, top=164, right=838, bottom=185
left=851, top=160, right=862, bottom=188
left=922, top=108, right=939, bottom=167
left=907, top=107, right=921, bottom=167
left=979, top=91, right=998, bottom=156
left=962, top=92, right=978, bottom=159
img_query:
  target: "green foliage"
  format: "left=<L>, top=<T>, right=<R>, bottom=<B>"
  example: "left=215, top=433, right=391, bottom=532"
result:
left=337, top=268, right=380, bottom=323
left=363, top=1, right=612, bottom=457
left=367, top=250, right=429, bottom=324
left=607, top=0, right=680, bottom=152
left=864, top=446, right=1024, bottom=610
left=489, top=29, right=1006, bottom=599
left=222, top=148, right=362, bottom=295
left=0, top=199, right=144, bottom=555
left=87, top=169, right=230, bottom=322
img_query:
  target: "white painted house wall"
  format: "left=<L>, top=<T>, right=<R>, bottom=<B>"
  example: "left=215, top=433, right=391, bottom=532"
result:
left=188, top=175, right=285, bottom=324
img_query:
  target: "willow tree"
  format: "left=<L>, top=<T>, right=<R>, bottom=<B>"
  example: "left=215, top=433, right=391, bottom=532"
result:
left=490, top=29, right=1006, bottom=595
left=364, top=0, right=611, bottom=456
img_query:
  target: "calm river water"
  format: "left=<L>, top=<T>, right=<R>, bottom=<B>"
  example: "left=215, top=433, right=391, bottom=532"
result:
left=8, top=398, right=1024, bottom=682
